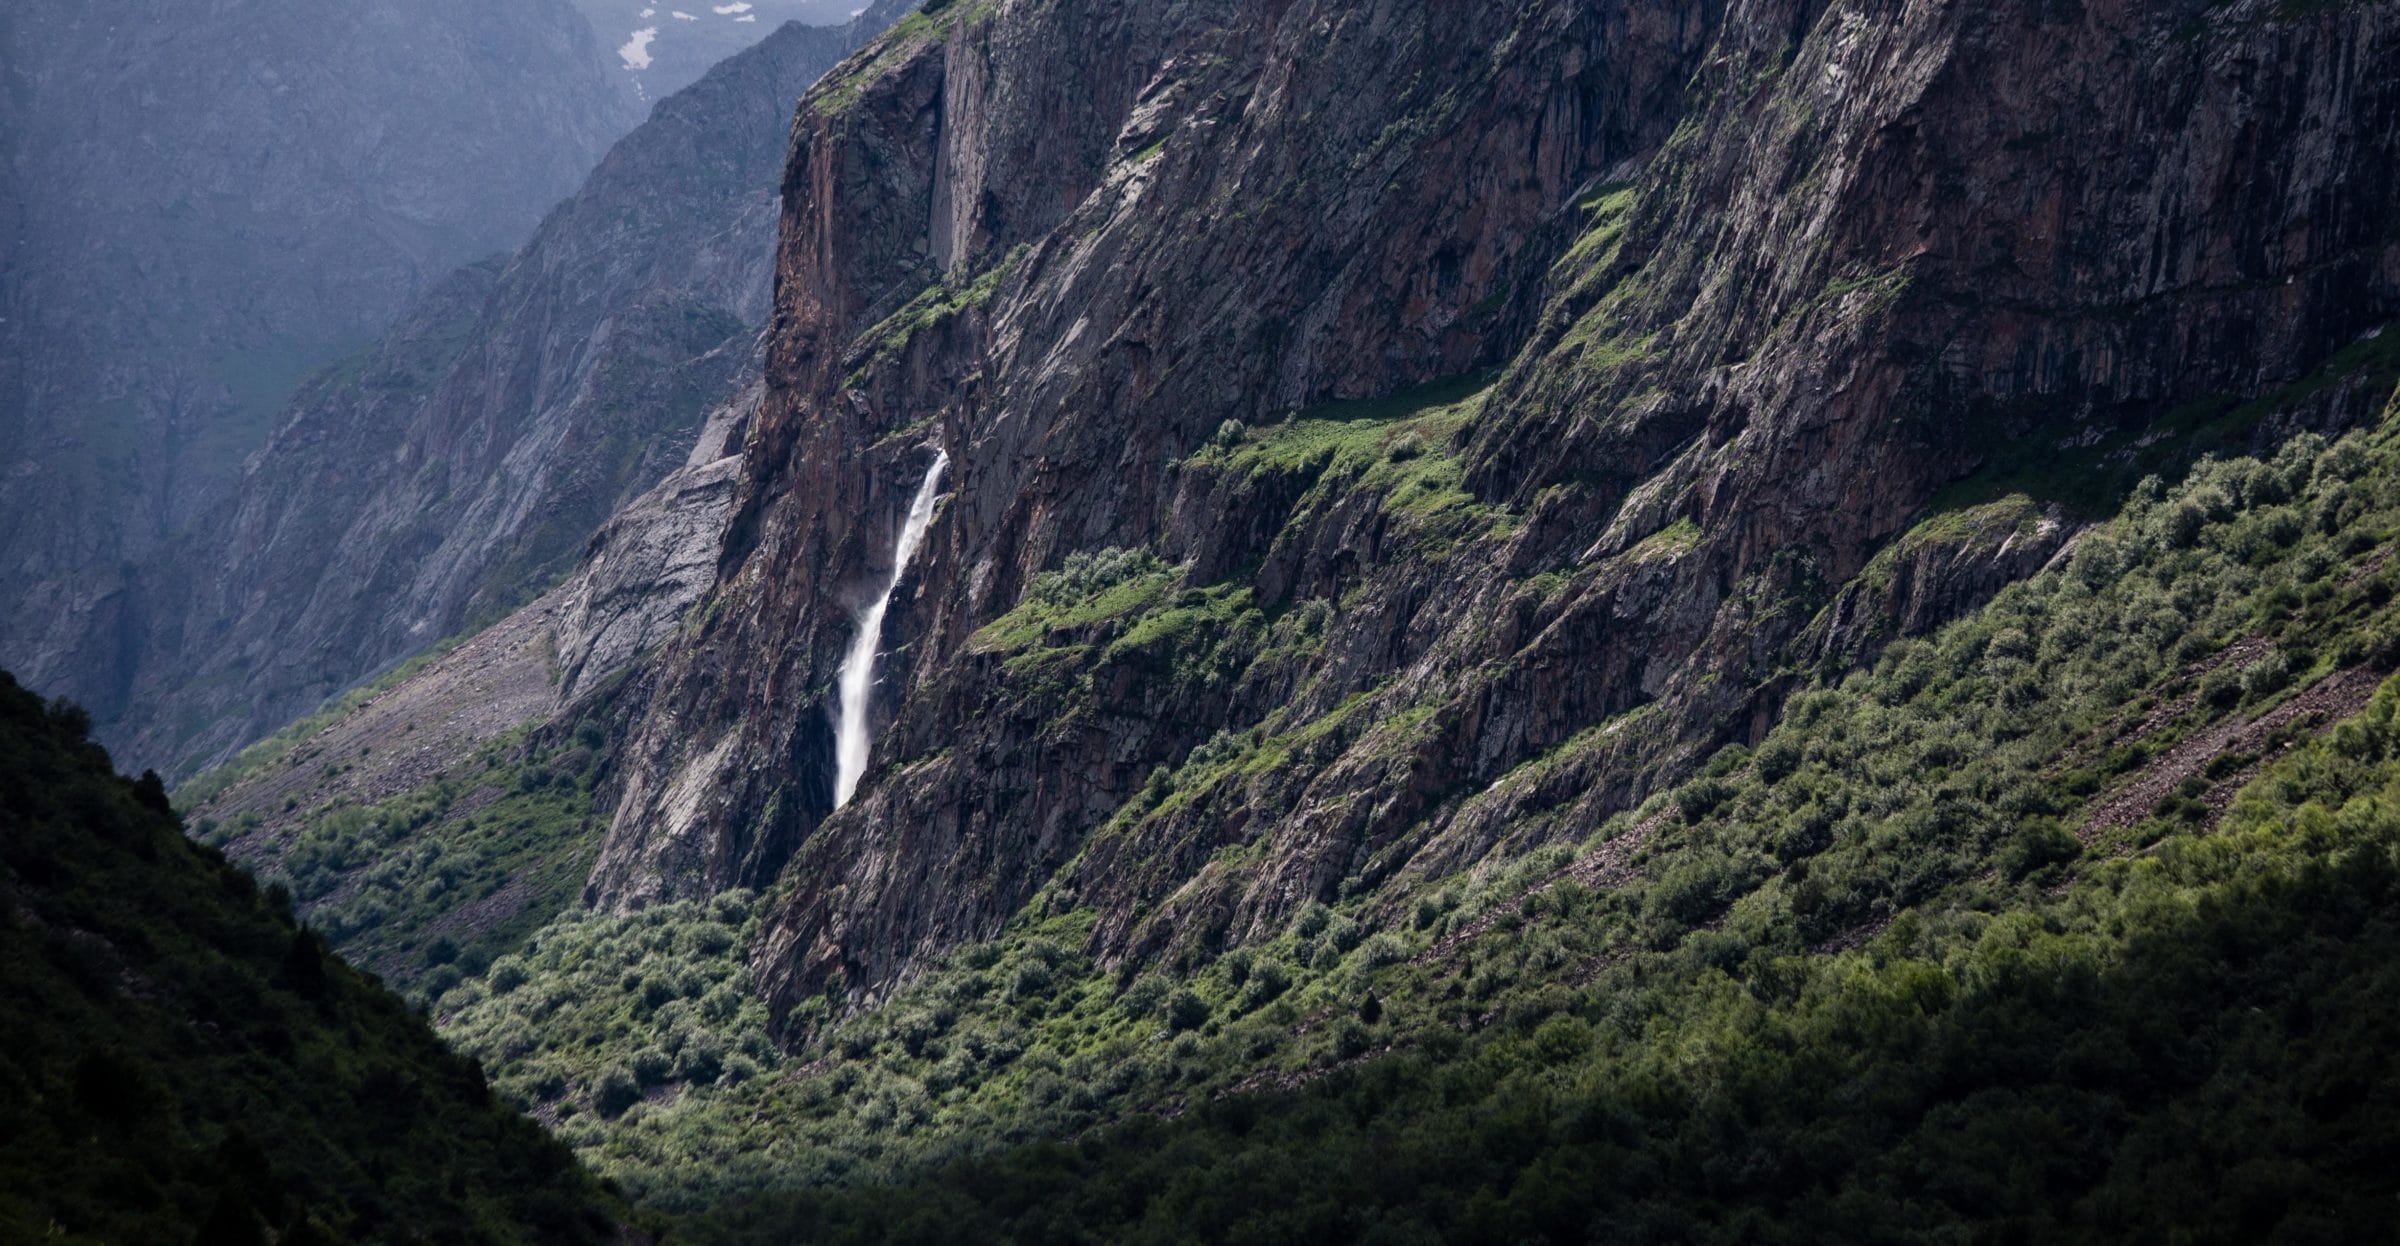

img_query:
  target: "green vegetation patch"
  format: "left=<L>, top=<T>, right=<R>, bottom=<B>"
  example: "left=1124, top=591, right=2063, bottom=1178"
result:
left=740, top=673, right=2400, bottom=1241
left=439, top=894, right=786, bottom=1207
left=807, top=0, right=999, bottom=118
left=198, top=724, right=609, bottom=999
left=969, top=547, right=1182, bottom=654
left=1184, top=371, right=1512, bottom=554
left=1837, top=492, right=2051, bottom=603
left=1552, top=182, right=1639, bottom=281
left=851, top=246, right=1024, bottom=386
left=1623, top=514, right=1701, bottom=562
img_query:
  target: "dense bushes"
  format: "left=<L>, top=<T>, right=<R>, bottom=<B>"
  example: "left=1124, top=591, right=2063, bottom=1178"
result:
left=692, top=675, right=2400, bottom=1243
left=436, top=893, right=788, bottom=1205
left=0, top=673, right=619, bottom=1243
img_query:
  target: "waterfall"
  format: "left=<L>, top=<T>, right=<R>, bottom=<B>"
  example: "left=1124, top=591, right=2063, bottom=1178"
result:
left=832, top=449, right=950, bottom=808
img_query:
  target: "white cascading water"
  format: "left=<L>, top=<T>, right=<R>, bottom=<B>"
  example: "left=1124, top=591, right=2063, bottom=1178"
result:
left=832, top=449, right=950, bottom=808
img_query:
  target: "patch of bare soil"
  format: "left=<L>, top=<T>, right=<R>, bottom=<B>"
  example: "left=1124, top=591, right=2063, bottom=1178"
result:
left=1410, top=811, right=1664, bottom=969
left=2063, top=636, right=2270, bottom=772
left=204, top=591, right=568, bottom=857
left=2079, top=664, right=2385, bottom=844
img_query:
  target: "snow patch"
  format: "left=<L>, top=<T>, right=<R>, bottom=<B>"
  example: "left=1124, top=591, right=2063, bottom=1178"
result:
left=671, top=9, right=696, bottom=18
left=618, top=27, right=658, bottom=70
left=712, top=2, right=753, bottom=12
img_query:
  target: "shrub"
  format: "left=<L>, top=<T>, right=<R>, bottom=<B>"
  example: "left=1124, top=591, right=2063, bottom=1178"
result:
left=675, top=1038, right=726, bottom=1086
left=2242, top=649, right=2294, bottom=701
left=1119, top=974, right=1170, bottom=1018
left=592, top=1066, right=640, bottom=1118
left=1999, top=821, right=2081, bottom=880
left=1677, top=776, right=1733, bottom=822
left=1165, top=990, right=1210, bottom=1033
left=1354, top=933, right=1408, bottom=970
left=1531, top=1015, right=1594, bottom=1064
left=1238, top=960, right=1291, bottom=1011
left=1009, top=960, right=1053, bottom=1000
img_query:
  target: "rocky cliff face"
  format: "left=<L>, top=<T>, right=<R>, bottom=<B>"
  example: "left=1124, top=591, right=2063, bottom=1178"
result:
left=591, top=0, right=1720, bottom=907
left=85, top=3, right=912, bottom=777
left=573, top=0, right=2398, bottom=1025
left=0, top=0, right=637, bottom=729
left=183, top=386, right=753, bottom=872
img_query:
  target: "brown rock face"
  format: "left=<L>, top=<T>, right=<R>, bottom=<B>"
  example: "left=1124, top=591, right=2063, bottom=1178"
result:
left=590, top=0, right=1716, bottom=904
left=586, top=0, right=2399, bottom=1028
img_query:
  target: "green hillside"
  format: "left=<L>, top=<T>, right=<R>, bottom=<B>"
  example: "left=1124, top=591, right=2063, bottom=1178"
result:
left=445, top=414, right=2400, bottom=1241
left=0, top=673, right=624, bottom=1244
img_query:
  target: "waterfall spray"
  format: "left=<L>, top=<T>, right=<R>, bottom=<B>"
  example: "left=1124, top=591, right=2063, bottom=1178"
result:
left=833, top=450, right=950, bottom=808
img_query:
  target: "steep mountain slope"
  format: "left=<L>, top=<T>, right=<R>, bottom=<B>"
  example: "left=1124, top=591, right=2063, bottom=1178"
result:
left=586, top=0, right=2399, bottom=1027
left=277, top=381, right=2400, bottom=1238
left=102, top=2, right=914, bottom=778
left=711, top=650, right=2400, bottom=1243
left=0, top=673, right=623, bottom=1244
left=179, top=389, right=756, bottom=989
left=183, top=0, right=2400, bottom=1235
left=0, top=0, right=637, bottom=731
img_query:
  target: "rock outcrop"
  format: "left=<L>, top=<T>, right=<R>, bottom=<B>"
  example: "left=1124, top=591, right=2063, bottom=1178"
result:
left=185, top=387, right=754, bottom=854
left=569, top=0, right=2398, bottom=1029
left=553, top=388, right=760, bottom=705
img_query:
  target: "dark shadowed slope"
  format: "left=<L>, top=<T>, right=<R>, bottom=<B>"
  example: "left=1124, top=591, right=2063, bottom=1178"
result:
left=0, top=672, right=624, bottom=1244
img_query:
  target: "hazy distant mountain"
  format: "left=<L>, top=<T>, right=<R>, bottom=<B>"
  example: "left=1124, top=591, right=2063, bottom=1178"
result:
left=91, top=2, right=912, bottom=777
left=0, top=0, right=637, bottom=732
left=571, top=0, right=862, bottom=105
